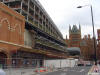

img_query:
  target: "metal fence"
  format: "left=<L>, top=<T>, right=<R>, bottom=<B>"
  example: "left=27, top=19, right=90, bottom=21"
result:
left=1, top=58, right=68, bottom=75
left=0, top=58, right=78, bottom=75
left=0, top=58, right=45, bottom=75
left=0, top=58, right=43, bottom=69
left=3, top=67, right=36, bottom=75
left=0, top=58, right=43, bottom=75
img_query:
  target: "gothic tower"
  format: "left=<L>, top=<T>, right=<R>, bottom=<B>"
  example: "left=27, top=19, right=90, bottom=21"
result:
left=69, top=25, right=81, bottom=47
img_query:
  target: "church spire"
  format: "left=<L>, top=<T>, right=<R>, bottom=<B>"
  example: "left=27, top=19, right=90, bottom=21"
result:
left=79, top=23, right=81, bottom=38
left=79, top=23, right=81, bottom=31
left=66, top=35, right=67, bottom=40
left=69, top=24, right=71, bottom=35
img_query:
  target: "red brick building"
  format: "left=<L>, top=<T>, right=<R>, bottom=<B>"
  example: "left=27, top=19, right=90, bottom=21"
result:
left=66, top=25, right=81, bottom=47
left=65, top=25, right=94, bottom=60
left=80, top=35, right=94, bottom=60
left=0, top=3, right=25, bottom=67
left=97, top=29, right=100, bottom=59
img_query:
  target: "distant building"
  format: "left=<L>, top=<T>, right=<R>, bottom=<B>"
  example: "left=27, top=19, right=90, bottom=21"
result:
left=97, top=29, right=100, bottom=41
left=97, top=29, right=100, bottom=59
left=69, top=25, right=81, bottom=47
left=65, top=25, right=94, bottom=60
left=65, top=25, right=81, bottom=58
left=80, top=35, right=94, bottom=60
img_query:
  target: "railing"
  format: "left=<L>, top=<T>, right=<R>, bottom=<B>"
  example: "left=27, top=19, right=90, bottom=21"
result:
left=1, top=58, right=44, bottom=75
left=4, top=0, right=21, bottom=2
left=35, top=36, right=66, bottom=51
left=27, top=20, right=66, bottom=49
left=23, top=0, right=28, bottom=6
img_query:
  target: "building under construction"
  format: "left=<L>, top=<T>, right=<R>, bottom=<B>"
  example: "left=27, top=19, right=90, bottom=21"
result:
left=0, top=0, right=68, bottom=68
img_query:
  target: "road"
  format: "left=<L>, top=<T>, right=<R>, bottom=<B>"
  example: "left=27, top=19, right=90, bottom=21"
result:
left=41, top=66, right=91, bottom=75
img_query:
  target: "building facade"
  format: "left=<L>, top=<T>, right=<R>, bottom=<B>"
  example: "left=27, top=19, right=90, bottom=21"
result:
left=80, top=35, right=94, bottom=60
left=65, top=25, right=94, bottom=60
left=97, top=29, right=100, bottom=59
left=68, top=25, right=81, bottom=47
left=65, top=25, right=81, bottom=58
left=0, top=2, right=25, bottom=67
left=0, top=0, right=68, bottom=68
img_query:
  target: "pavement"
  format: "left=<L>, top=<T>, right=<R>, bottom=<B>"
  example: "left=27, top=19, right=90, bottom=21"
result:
left=3, top=66, right=98, bottom=75
left=40, top=66, right=91, bottom=75
left=88, top=65, right=100, bottom=75
left=4, top=68, right=36, bottom=75
left=3, top=67, right=57, bottom=75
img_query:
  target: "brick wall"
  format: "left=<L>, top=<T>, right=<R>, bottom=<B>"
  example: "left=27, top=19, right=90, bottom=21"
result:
left=0, top=3, right=25, bottom=52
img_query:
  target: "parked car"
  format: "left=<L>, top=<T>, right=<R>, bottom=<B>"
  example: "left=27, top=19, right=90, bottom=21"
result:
left=77, top=64, right=84, bottom=66
left=85, top=63, right=92, bottom=66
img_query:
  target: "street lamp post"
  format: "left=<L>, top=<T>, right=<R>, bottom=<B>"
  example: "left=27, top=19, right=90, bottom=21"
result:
left=77, top=5, right=97, bottom=65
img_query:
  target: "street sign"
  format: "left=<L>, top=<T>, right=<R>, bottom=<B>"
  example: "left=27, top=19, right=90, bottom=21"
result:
left=93, top=65, right=99, bottom=72
left=88, top=65, right=100, bottom=75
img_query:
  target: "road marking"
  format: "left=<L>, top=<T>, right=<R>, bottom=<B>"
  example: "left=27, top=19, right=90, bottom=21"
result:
left=61, top=73, right=66, bottom=75
left=63, top=69, right=67, bottom=71
left=36, top=74, right=40, bottom=75
left=69, top=69, right=85, bottom=73
left=80, top=69, right=85, bottom=72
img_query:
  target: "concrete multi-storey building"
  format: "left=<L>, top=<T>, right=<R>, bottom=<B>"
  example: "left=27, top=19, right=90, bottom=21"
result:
left=0, top=0, right=68, bottom=68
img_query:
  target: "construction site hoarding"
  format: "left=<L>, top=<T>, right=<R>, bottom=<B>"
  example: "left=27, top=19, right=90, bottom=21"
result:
left=44, top=58, right=78, bottom=68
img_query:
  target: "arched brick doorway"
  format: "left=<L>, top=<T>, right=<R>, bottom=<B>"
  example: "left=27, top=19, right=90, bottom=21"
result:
left=0, top=52, right=7, bottom=68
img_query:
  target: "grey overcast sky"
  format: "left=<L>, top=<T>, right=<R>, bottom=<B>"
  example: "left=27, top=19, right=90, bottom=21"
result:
left=38, top=0, right=100, bottom=39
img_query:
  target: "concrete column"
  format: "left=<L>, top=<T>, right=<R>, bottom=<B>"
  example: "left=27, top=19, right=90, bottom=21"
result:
left=38, top=10, right=40, bottom=28
left=41, top=14, right=43, bottom=30
left=3, top=0, right=4, bottom=3
left=27, top=0, right=30, bottom=21
left=37, top=59, right=40, bottom=67
left=44, top=18, right=46, bottom=32
left=6, top=52, right=12, bottom=68
left=20, top=0, right=23, bottom=14
left=8, top=3, right=10, bottom=8
left=34, top=5, right=36, bottom=23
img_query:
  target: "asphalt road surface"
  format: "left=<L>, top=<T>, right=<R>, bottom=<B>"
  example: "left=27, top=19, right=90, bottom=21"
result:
left=41, top=66, right=91, bottom=75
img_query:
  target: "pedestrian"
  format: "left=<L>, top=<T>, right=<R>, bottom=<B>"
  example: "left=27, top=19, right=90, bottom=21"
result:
left=0, top=69, right=6, bottom=75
